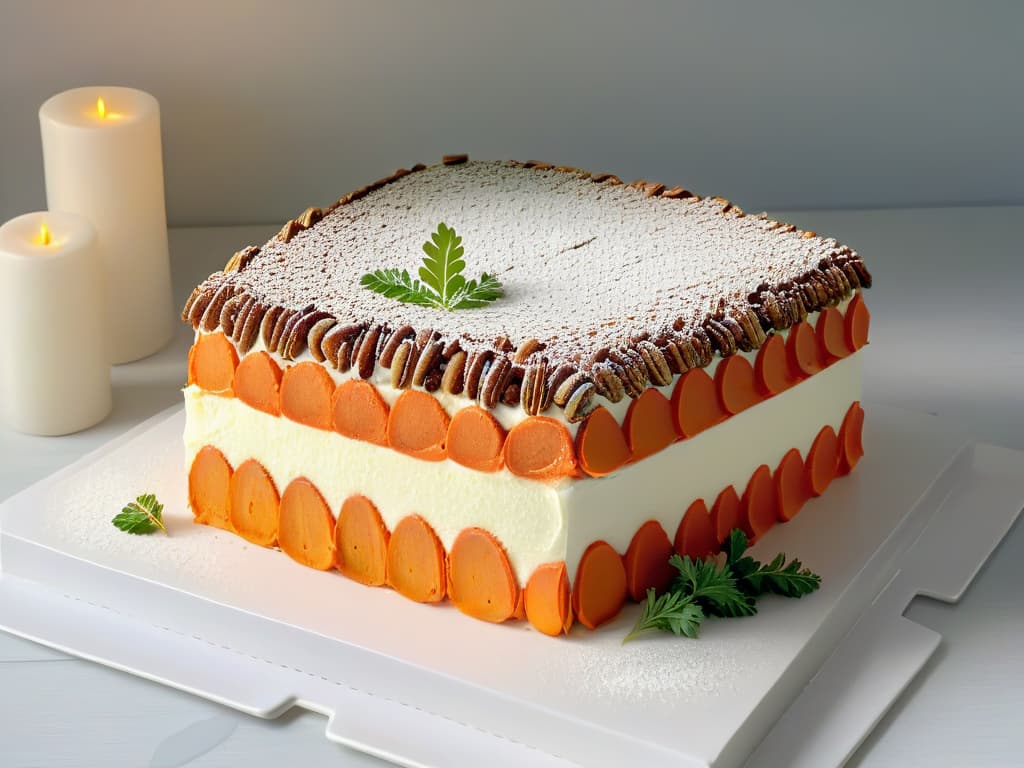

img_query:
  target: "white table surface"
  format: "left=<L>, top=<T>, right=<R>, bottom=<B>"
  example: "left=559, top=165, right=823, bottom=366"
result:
left=1, top=207, right=1022, bottom=768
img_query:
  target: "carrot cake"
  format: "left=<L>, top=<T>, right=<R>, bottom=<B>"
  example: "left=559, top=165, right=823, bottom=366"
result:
left=181, top=156, right=871, bottom=636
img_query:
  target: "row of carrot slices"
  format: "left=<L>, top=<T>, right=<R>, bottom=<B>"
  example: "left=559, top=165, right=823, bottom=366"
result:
left=187, top=294, right=869, bottom=481
left=187, top=400, right=864, bottom=636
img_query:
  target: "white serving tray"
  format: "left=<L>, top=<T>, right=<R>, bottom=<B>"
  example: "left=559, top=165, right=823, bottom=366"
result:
left=1, top=404, right=1021, bottom=768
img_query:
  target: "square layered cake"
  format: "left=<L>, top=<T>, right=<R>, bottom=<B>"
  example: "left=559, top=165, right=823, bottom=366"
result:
left=182, top=156, right=871, bottom=636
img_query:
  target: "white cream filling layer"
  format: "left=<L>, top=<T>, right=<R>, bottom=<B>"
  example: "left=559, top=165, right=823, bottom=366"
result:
left=184, top=352, right=861, bottom=585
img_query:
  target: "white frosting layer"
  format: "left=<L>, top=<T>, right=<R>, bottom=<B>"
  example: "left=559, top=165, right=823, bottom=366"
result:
left=561, top=353, right=861, bottom=577
left=184, top=352, right=861, bottom=585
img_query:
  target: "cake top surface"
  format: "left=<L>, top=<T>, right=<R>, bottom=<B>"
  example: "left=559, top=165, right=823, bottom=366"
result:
left=185, top=158, right=870, bottom=417
left=234, top=160, right=845, bottom=350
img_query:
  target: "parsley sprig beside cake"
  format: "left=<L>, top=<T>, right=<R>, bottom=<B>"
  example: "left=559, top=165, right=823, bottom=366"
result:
left=624, top=530, right=821, bottom=642
left=112, top=493, right=167, bottom=535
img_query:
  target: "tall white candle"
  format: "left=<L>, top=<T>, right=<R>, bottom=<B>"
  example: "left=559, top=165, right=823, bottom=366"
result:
left=0, top=212, right=111, bottom=435
left=40, top=86, right=174, bottom=364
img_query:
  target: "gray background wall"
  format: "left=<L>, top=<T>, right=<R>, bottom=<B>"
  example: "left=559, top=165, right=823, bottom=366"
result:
left=2, top=0, right=1022, bottom=228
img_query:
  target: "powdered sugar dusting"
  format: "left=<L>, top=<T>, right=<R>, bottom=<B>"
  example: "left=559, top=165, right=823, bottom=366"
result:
left=542, top=618, right=767, bottom=705
left=39, top=449, right=226, bottom=586
left=228, top=161, right=851, bottom=364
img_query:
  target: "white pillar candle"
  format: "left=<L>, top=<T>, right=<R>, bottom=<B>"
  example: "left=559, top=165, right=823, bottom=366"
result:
left=0, top=212, right=111, bottom=435
left=39, top=86, right=175, bottom=364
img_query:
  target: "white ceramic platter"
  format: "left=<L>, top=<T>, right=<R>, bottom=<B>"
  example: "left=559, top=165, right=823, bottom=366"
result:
left=1, top=404, right=1021, bottom=767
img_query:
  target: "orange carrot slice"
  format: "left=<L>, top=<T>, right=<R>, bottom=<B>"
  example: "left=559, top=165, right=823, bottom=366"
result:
left=740, top=464, right=779, bottom=541
left=448, top=528, right=519, bottom=623
left=623, top=520, right=677, bottom=602
left=755, top=334, right=797, bottom=396
left=512, top=590, right=527, bottom=621
left=525, top=562, right=573, bottom=636
left=229, top=458, right=280, bottom=547
left=234, top=351, right=283, bottom=416
left=622, top=389, right=677, bottom=461
left=845, top=293, right=871, bottom=353
left=279, top=478, right=336, bottom=570
left=786, top=321, right=822, bottom=378
left=332, top=379, right=389, bottom=446
left=505, top=416, right=577, bottom=480
left=711, top=485, right=741, bottom=545
left=775, top=448, right=810, bottom=521
left=577, top=406, right=631, bottom=477
left=280, top=361, right=334, bottom=430
left=715, top=355, right=762, bottom=415
left=671, top=368, right=728, bottom=438
left=838, top=401, right=866, bottom=475
left=189, top=332, right=239, bottom=394
left=386, top=514, right=447, bottom=603
left=335, top=495, right=390, bottom=586
left=673, top=499, right=717, bottom=560
left=806, top=425, right=839, bottom=496
left=447, top=406, right=507, bottom=473
left=387, top=390, right=450, bottom=461
left=188, top=445, right=233, bottom=531
left=571, top=541, right=628, bottom=630
left=816, top=307, right=849, bottom=364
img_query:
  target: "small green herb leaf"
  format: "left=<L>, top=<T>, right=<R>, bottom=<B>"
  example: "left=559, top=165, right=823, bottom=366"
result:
left=361, top=223, right=502, bottom=311
left=623, top=528, right=821, bottom=642
left=669, top=553, right=756, bottom=618
left=451, top=273, right=505, bottom=309
left=360, top=268, right=442, bottom=308
left=724, top=528, right=761, bottom=586
left=419, top=222, right=466, bottom=305
left=724, top=529, right=750, bottom=567
left=723, top=528, right=821, bottom=598
left=740, top=553, right=822, bottom=598
left=623, top=589, right=705, bottom=643
left=112, top=493, right=167, bottom=535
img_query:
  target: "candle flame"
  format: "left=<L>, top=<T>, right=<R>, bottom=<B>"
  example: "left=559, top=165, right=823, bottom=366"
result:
left=97, top=97, right=107, bottom=119
left=38, top=222, right=52, bottom=246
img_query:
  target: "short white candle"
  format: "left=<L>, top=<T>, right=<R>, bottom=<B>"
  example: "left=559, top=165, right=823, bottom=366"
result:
left=40, top=86, right=175, bottom=364
left=0, top=212, right=111, bottom=435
